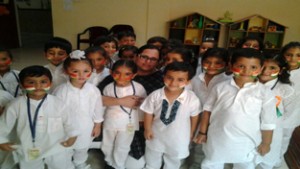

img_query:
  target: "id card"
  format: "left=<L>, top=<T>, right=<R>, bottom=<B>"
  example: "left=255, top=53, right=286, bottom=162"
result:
left=28, top=147, right=40, bottom=160
left=127, top=123, right=134, bottom=134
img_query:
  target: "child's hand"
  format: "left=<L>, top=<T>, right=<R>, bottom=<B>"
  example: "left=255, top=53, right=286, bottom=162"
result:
left=0, top=142, right=16, bottom=151
left=144, top=129, right=153, bottom=140
left=257, top=142, right=271, bottom=156
left=120, top=95, right=141, bottom=108
left=61, top=137, right=77, bottom=147
left=193, top=133, right=207, bottom=144
left=91, top=123, right=101, bottom=137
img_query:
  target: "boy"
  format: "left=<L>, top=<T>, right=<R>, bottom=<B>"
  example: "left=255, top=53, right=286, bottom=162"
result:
left=117, top=31, right=136, bottom=47
left=141, top=62, right=201, bottom=169
left=44, top=37, right=72, bottom=92
left=195, top=39, right=216, bottom=75
left=194, top=48, right=277, bottom=169
left=0, top=65, right=78, bottom=169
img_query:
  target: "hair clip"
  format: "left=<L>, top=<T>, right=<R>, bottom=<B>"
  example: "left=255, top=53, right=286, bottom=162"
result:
left=70, top=50, right=86, bottom=60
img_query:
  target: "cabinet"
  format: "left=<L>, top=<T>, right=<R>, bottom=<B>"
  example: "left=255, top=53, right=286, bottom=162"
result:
left=226, top=15, right=287, bottom=52
left=168, top=13, right=224, bottom=56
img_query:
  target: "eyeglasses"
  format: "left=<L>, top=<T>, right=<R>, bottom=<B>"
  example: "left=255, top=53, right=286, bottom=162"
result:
left=139, top=54, right=159, bottom=62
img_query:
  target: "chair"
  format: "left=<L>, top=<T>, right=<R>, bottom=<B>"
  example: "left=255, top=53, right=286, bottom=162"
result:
left=109, top=24, right=134, bottom=37
left=77, top=26, right=109, bottom=49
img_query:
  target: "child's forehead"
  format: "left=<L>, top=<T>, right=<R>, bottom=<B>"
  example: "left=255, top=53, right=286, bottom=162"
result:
left=69, top=60, right=92, bottom=68
left=87, top=52, right=105, bottom=58
left=24, top=75, right=50, bottom=81
left=47, top=47, right=67, bottom=52
left=165, top=70, right=188, bottom=78
left=235, top=57, right=262, bottom=65
left=0, top=51, right=10, bottom=58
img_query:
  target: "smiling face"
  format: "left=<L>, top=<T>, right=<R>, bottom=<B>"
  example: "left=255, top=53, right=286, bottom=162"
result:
left=87, top=52, right=107, bottom=73
left=283, top=47, right=300, bottom=70
left=202, top=56, right=226, bottom=75
left=163, top=70, right=190, bottom=92
left=112, top=65, right=136, bottom=87
left=0, top=51, right=11, bottom=74
left=135, top=48, right=159, bottom=75
left=100, top=42, right=117, bottom=58
left=66, top=61, right=92, bottom=88
left=22, top=75, right=52, bottom=100
left=45, top=47, right=68, bottom=66
left=259, top=59, right=280, bottom=83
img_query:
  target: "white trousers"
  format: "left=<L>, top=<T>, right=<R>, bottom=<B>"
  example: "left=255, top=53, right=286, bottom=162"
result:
left=101, top=129, right=135, bottom=169
left=125, top=155, right=145, bottom=169
left=72, top=148, right=89, bottom=167
left=19, top=149, right=74, bottom=169
left=201, top=159, right=256, bottom=169
left=144, top=147, right=182, bottom=169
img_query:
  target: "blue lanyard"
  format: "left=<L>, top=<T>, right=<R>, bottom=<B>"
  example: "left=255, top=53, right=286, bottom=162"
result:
left=113, top=81, right=136, bottom=119
left=26, top=94, right=47, bottom=147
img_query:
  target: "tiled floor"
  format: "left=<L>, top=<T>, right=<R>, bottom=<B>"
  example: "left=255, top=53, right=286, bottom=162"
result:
left=9, top=47, right=290, bottom=169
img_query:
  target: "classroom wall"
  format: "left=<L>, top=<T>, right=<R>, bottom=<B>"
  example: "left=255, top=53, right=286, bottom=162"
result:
left=52, top=0, right=300, bottom=49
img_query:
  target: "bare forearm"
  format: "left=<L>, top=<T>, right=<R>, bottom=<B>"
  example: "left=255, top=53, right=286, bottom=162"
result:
left=144, top=113, right=153, bottom=131
left=102, top=96, right=119, bottom=106
left=190, top=115, right=199, bottom=136
left=261, top=130, right=273, bottom=145
left=198, top=111, right=211, bottom=135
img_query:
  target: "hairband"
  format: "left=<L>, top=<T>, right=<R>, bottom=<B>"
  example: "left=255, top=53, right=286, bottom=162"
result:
left=70, top=50, right=86, bottom=60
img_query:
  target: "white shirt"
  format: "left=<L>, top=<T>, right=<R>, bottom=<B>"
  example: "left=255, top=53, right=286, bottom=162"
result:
left=87, top=68, right=110, bottom=86
left=103, top=81, right=146, bottom=131
left=203, top=78, right=277, bottom=163
left=288, top=68, right=300, bottom=127
left=53, top=81, right=104, bottom=149
left=0, top=89, right=14, bottom=107
left=44, top=64, right=68, bottom=93
left=140, top=88, right=201, bottom=158
left=191, top=72, right=230, bottom=105
left=0, top=95, right=78, bottom=162
left=0, top=70, right=22, bottom=97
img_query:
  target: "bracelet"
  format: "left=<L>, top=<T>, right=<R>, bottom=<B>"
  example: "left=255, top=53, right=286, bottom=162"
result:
left=198, top=131, right=207, bottom=135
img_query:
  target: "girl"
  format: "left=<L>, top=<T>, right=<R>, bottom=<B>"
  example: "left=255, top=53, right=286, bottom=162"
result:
left=101, top=60, right=146, bottom=169
left=85, top=46, right=110, bottom=86
left=0, top=47, right=22, bottom=97
left=278, top=41, right=300, bottom=166
left=118, top=45, right=138, bottom=60
left=53, top=50, right=103, bottom=169
left=258, top=53, right=296, bottom=169
left=161, top=48, right=193, bottom=71
left=94, top=36, right=118, bottom=68
left=188, top=48, right=230, bottom=169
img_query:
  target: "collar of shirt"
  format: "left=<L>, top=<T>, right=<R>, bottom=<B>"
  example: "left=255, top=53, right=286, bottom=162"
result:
left=160, top=87, right=187, bottom=104
left=230, top=77, right=259, bottom=89
left=263, top=78, right=278, bottom=88
left=66, top=80, right=88, bottom=92
left=46, top=63, right=64, bottom=73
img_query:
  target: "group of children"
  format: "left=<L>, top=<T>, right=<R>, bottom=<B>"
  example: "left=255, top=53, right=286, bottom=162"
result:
left=0, top=32, right=299, bottom=169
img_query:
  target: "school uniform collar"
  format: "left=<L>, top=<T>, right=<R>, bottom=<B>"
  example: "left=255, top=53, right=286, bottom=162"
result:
left=47, top=63, right=63, bottom=72
left=161, top=87, right=187, bottom=104
left=230, top=77, right=259, bottom=89
left=198, top=72, right=227, bottom=82
left=66, top=81, right=88, bottom=91
left=264, top=78, right=278, bottom=88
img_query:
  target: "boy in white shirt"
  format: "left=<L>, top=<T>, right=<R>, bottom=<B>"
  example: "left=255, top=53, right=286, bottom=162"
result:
left=142, top=62, right=201, bottom=169
left=0, top=65, right=77, bottom=169
left=194, top=48, right=277, bottom=169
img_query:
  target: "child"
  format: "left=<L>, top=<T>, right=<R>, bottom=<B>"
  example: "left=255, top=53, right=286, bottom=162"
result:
left=101, top=60, right=147, bottom=169
left=118, top=45, right=138, bottom=60
left=0, top=47, right=22, bottom=97
left=195, top=40, right=217, bottom=75
left=163, top=48, right=193, bottom=67
left=147, top=36, right=168, bottom=50
left=188, top=48, right=230, bottom=168
left=194, top=48, right=277, bottom=169
left=278, top=41, right=300, bottom=165
left=85, top=46, right=110, bottom=86
left=94, top=36, right=118, bottom=68
left=44, top=37, right=72, bottom=92
left=53, top=50, right=103, bottom=169
left=117, top=31, right=136, bottom=47
left=236, top=36, right=264, bottom=51
left=0, top=65, right=77, bottom=169
left=258, top=53, right=296, bottom=169
left=142, top=62, right=201, bottom=169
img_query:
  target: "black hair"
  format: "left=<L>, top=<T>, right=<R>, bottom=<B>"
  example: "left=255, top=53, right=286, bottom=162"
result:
left=166, top=48, right=193, bottom=64
left=85, top=46, right=109, bottom=60
left=201, top=39, right=217, bottom=48
left=117, top=31, right=136, bottom=40
left=118, top=45, right=138, bottom=59
left=202, top=48, right=229, bottom=66
left=264, top=53, right=291, bottom=84
left=147, top=36, right=168, bottom=49
left=236, top=36, right=264, bottom=51
left=93, top=36, right=118, bottom=49
left=111, top=59, right=137, bottom=74
left=63, top=54, right=93, bottom=71
left=44, top=37, right=72, bottom=54
left=138, top=44, right=161, bottom=60
left=231, top=48, right=264, bottom=66
left=163, top=62, right=195, bottom=80
left=0, top=46, right=13, bottom=59
left=280, top=41, right=300, bottom=57
left=19, top=65, right=52, bottom=84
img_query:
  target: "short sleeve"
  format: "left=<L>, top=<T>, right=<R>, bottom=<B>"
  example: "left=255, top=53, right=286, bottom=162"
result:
left=140, top=92, right=156, bottom=115
left=260, top=88, right=277, bottom=130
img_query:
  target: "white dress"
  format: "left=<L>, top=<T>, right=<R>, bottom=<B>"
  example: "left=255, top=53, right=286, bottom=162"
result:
left=140, top=88, right=201, bottom=158
left=53, top=81, right=104, bottom=149
left=203, top=78, right=277, bottom=163
left=44, top=63, right=69, bottom=93
left=0, top=70, right=22, bottom=97
left=287, top=68, right=300, bottom=127
left=87, top=68, right=110, bottom=86
left=0, top=95, right=78, bottom=162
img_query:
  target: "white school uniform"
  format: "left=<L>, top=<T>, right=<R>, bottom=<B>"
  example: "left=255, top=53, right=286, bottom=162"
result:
left=44, top=63, right=68, bottom=93
left=259, top=79, right=296, bottom=169
left=101, top=81, right=146, bottom=169
left=53, top=81, right=103, bottom=166
left=0, top=89, right=14, bottom=107
left=87, top=68, right=110, bottom=86
left=140, top=88, right=201, bottom=169
left=0, top=95, right=78, bottom=169
left=0, top=70, right=22, bottom=97
left=201, top=78, right=277, bottom=167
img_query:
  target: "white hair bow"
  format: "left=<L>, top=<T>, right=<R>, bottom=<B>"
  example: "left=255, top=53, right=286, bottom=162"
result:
left=70, top=50, right=86, bottom=60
